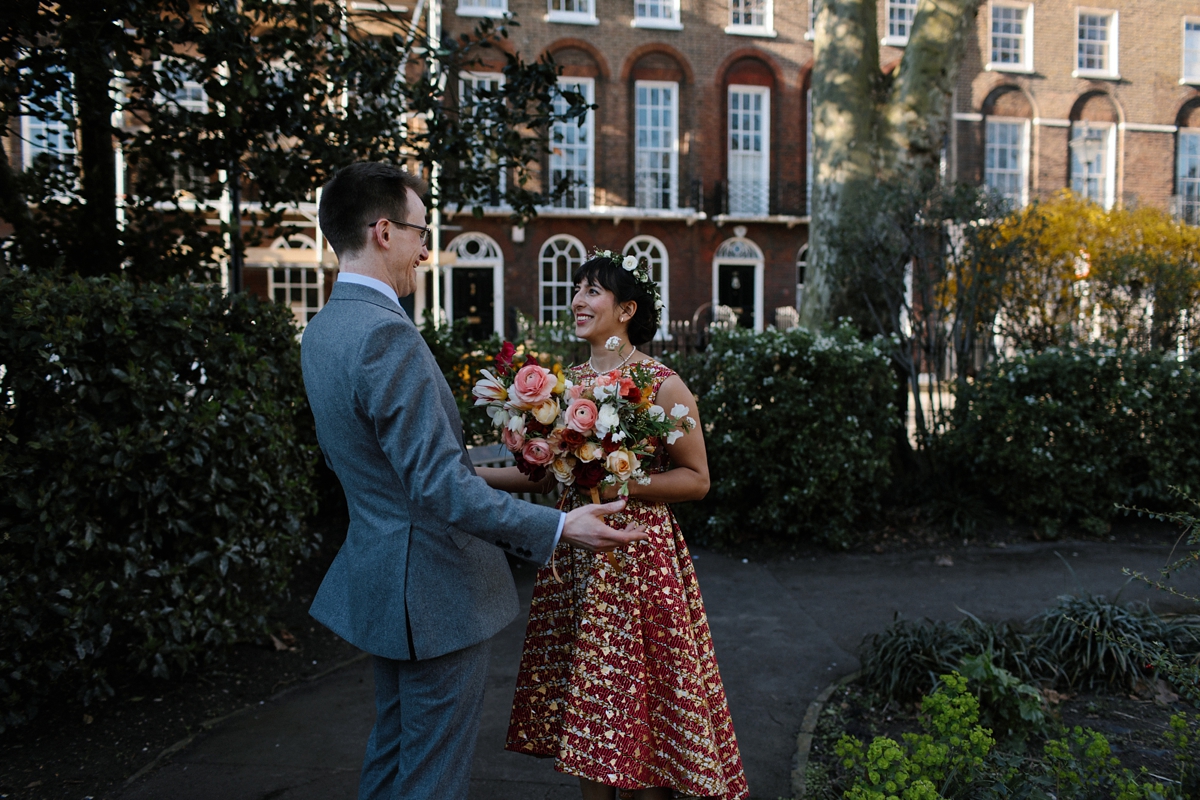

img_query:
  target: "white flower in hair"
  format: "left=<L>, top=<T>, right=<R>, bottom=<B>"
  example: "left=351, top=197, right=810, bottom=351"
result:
left=655, top=299, right=664, bottom=310
left=622, top=255, right=637, bottom=271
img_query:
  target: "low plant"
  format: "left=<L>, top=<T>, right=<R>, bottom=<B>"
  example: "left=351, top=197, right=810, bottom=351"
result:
left=957, top=651, right=1050, bottom=747
left=835, top=673, right=1195, bottom=799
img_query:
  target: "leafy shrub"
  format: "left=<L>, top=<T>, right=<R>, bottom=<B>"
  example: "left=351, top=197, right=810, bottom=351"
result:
left=668, top=324, right=899, bottom=547
left=835, top=672, right=1195, bottom=800
left=418, top=317, right=502, bottom=446
left=0, top=270, right=318, bottom=731
left=957, top=652, right=1049, bottom=746
left=935, top=346, right=1200, bottom=535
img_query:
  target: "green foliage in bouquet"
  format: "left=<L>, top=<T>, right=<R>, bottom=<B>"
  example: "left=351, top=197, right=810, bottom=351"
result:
left=417, top=317, right=502, bottom=447
left=0, top=269, right=318, bottom=731
left=934, top=346, right=1200, bottom=536
left=667, top=323, right=898, bottom=547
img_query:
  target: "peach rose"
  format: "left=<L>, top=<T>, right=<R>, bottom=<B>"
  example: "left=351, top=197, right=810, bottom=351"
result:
left=566, top=398, right=599, bottom=433
left=521, top=438, right=555, bottom=467
left=550, top=455, right=577, bottom=485
left=531, top=397, right=560, bottom=425
left=576, top=440, right=604, bottom=463
left=501, top=424, right=525, bottom=452
left=605, top=448, right=638, bottom=483
left=511, top=363, right=555, bottom=409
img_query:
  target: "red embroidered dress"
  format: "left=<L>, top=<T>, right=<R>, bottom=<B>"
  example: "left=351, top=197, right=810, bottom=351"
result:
left=505, top=361, right=749, bottom=799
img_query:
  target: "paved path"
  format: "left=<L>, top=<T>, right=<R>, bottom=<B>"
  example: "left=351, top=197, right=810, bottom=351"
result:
left=119, top=539, right=1199, bottom=800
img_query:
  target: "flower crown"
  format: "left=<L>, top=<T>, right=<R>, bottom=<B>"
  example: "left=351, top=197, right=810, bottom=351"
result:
left=590, top=248, right=665, bottom=317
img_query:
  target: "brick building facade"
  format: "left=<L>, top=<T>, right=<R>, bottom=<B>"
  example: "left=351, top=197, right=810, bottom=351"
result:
left=10, top=1, right=1199, bottom=335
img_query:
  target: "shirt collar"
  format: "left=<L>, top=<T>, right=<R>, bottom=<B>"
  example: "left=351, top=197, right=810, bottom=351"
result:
left=336, top=272, right=401, bottom=309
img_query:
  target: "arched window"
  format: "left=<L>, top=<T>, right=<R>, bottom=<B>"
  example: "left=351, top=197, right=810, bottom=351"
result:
left=446, top=232, right=504, bottom=338
left=267, top=235, right=324, bottom=327
left=712, top=233, right=764, bottom=330
left=539, top=234, right=586, bottom=322
left=622, top=235, right=669, bottom=334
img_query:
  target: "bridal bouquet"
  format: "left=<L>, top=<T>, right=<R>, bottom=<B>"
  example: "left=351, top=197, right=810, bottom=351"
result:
left=471, top=341, right=694, bottom=498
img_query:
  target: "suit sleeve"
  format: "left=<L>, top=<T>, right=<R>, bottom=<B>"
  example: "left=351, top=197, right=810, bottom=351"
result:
left=354, top=319, right=561, bottom=563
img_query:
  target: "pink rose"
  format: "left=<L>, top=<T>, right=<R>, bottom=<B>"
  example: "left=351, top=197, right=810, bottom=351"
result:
left=566, top=398, right=599, bottom=433
left=521, top=438, right=555, bottom=467
left=501, top=425, right=525, bottom=452
left=511, top=364, right=555, bottom=409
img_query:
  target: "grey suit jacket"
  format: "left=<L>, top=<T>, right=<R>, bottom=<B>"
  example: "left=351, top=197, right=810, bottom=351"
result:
left=301, top=281, right=561, bottom=661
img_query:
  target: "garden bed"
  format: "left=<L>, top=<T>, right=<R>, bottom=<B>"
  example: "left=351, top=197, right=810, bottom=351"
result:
left=805, top=680, right=1198, bottom=799
left=0, top=515, right=359, bottom=800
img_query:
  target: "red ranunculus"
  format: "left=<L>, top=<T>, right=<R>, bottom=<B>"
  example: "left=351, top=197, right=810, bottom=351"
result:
left=559, top=428, right=586, bottom=449
left=526, top=418, right=549, bottom=435
left=494, top=341, right=516, bottom=376
left=573, top=459, right=607, bottom=489
left=601, top=434, right=620, bottom=453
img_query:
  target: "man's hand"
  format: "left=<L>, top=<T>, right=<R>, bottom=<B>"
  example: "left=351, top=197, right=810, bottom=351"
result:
left=560, top=500, right=649, bottom=552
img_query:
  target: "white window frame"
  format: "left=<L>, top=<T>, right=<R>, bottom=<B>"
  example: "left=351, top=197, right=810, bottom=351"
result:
left=20, top=68, right=75, bottom=170
left=795, top=244, right=808, bottom=312
left=267, top=237, right=326, bottom=329
left=1183, top=18, right=1200, bottom=85
left=154, top=57, right=209, bottom=114
left=459, top=71, right=507, bottom=205
left=634, top=80, right=679, bottom=211
left=547, top=0, right=598, bottom=25
left=984, top=117, right=1030, bottom=208
left=1177, top=129, right=1200, bottom=225
left=1074, top=8, right=1119, bottom=80
left=456, top=0, right=507, bottom=18
left=444, top=232, right=505, bottom=336
left=1070, top=121, right=1116, bottom=210
left=549, top=78, right=595, bottom=210
left=623, top=235, right=670, bottom=336
left=632, top=0, right=682, bottom=30
left=986, top=2, right=1034, bottom=73
left=712, top=236, right=765, bottom=332
left=882, top=0, right=919, bottom=47
left=725, top=0, right=775, bottom=37
left=727, top=84, right=771, bottom=217
left=805, top=0, right=817, bottom=40
left=539, top=234, right=587, bottom=322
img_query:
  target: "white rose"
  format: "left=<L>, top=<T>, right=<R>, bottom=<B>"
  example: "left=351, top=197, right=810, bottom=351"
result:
left=670, top=403, right=689, bottom=419
left=595, top=404, right=620, bottom=437
left=622, top=255, right=637, bottom=271
left=550, top=455, right=576, bottom=485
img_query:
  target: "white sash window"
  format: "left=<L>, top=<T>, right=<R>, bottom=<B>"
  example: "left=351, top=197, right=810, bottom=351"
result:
left=985, top=119, right=1028, bottom=208
left=549, top=79, right=594, bottom=209
left=539, top=235, right=586, bottom=322
left=1178, top=131, right=1200, bottom=225
left=727, top=85, right=769, bottom=216
left=634, top=82, right=678, bottom=210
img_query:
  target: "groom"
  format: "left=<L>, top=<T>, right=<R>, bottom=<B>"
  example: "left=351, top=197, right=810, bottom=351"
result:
left=301, top=162, right=646, bottom=800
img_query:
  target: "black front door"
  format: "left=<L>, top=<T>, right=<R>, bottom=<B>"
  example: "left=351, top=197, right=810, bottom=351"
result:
left=717, top=263, right=755, bottom=329
left=451, top=267, right=494, bottom=341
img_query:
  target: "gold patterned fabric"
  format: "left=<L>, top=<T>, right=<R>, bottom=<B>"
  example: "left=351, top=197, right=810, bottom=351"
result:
left=505, top=362, right=749, bottom=799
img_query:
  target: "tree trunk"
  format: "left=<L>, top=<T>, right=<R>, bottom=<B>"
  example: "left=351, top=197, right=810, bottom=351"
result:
left=801, top=0, right=982, bottom=330
left=64, top=4, right=121, bottom=277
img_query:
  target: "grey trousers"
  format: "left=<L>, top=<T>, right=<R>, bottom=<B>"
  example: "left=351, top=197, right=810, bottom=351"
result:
left=358, top=638, right=493, bottom=800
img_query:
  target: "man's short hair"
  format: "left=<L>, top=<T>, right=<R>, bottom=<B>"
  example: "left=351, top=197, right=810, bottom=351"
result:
left=318, top=163, right=429, bottom=258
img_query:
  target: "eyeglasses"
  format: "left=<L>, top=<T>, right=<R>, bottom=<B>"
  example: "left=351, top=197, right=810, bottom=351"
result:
left=369, top=218, right=431, bottom=246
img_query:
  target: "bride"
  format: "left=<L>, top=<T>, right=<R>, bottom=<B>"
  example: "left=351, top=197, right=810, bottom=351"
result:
left=486, top=249, right=749, bottom=800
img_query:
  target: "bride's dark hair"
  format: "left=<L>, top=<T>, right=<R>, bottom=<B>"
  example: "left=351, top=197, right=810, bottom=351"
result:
left=572, top=255, right=660, bottom=346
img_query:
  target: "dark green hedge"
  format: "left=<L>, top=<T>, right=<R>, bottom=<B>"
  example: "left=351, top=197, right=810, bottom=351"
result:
left=0, top=270, right=318, bottom=730
left=935, top=346, right=1200, bottom=535
left=669, top=325, right=899, bottom=547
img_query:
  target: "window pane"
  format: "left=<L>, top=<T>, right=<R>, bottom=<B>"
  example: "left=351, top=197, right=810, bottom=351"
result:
left=985, top=120, right=1025, bottom=207
left=635, top=82, right=677, bottom=209
left=1070, top=125, right=1110, bottom=207
left=1077, top=13, right=1110, bottom=72
left=538, top=237, right=584, bottom=321
left=727, top=88, right=769, bottom=215
left=991, top=5, right=1025, bottom=65
left=1178, top=132, right=1200, bottom=225
left=549, top=81, right=593, bottom=209
left=1185, top=21, right=1200, bottom=81
left=888, top=0, right=917, bottom=39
